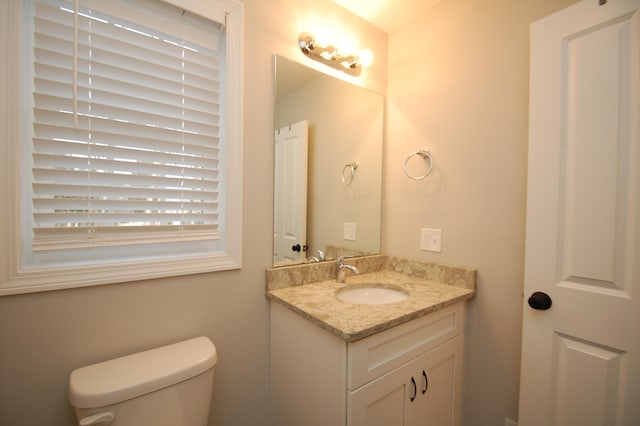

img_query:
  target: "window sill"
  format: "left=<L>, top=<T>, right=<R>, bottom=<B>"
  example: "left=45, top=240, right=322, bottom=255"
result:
left=0, top=253, right=241, bottom=296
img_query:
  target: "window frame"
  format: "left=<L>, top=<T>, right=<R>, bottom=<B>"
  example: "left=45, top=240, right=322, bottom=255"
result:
left=0, top=0, right=244, bottom=296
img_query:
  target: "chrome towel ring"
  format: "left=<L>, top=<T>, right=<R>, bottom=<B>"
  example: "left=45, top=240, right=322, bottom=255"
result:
left=403, top=149, right=433, bottom=180
left=342, top=162, right=358, bottom=185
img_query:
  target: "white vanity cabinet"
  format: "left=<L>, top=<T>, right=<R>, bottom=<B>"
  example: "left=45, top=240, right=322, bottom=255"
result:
left=269, top=301, right=465, bottom=426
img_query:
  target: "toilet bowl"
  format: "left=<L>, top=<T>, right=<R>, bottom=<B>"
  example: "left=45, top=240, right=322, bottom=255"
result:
left=69, top=336, right=217, bottom=426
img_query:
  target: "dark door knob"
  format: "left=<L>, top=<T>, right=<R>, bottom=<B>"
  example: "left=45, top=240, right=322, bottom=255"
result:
left=528, top=291, right=552, bottom=310
left=291, top=244, right=301, bottom=252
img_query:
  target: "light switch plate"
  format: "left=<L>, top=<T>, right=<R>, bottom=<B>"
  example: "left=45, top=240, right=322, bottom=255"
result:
left=344, top=222, right=356, bottom=241
left=421, top=228, right=442, bottom=252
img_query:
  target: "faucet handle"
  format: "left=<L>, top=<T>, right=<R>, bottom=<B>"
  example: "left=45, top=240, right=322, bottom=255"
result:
left=338, top=255, right=353, bottom=266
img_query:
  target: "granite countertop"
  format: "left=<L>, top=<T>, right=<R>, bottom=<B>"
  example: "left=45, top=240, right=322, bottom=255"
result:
left=266, top=255, right=476, bottom=342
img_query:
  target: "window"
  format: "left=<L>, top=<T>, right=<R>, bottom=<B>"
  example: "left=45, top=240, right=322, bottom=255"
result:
left=1, top=0, right=243, bottom=295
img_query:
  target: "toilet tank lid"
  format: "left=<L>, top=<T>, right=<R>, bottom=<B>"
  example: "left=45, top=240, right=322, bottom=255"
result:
left=69, top=336, right=217, bottom=408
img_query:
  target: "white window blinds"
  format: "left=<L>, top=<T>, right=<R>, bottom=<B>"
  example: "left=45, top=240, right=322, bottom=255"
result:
left=30, top=0, right=224, bottom=251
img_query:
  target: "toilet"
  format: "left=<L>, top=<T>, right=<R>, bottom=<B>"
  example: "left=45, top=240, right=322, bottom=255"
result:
left=69, top=336, right=217, bottom=426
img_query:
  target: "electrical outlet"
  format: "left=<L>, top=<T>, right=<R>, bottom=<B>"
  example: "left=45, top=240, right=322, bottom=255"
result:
left=343, top=222, right=356, bottom=241
left=420, top=228, right=442, bottom=252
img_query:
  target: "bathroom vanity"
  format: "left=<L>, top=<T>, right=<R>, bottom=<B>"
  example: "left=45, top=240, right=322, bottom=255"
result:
left=266, top=255, right=476, bottom=426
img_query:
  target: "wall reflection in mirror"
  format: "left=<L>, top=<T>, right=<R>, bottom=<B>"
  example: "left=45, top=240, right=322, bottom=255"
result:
left=273, top=55, right=383, bottom=267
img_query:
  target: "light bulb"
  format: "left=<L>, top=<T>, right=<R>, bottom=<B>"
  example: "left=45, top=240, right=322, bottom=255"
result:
left=313, top=29, right=334, bottom=49
left=358, top=49, right=374, bottom=68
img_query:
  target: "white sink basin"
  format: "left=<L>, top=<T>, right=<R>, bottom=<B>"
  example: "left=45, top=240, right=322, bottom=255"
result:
left=335, top=285, right=409, bottom=305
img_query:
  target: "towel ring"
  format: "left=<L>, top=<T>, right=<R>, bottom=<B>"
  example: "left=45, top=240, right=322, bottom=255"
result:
left=342, top=162, right=358, bottom=185
left=403, top=150, right=433, bottom=180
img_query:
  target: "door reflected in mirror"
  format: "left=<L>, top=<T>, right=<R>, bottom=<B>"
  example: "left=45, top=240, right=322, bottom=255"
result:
left=273, top=55, right=384, bottom=267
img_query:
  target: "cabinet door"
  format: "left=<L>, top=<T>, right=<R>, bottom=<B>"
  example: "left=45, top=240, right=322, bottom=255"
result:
left=415, top=335, right=464, bottom=426
left=348, top=361, right=417, bottom=426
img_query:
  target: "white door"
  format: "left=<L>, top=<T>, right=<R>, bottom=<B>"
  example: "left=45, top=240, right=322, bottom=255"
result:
left=519, top=1, right=640, bottom=425
left=273, top=121, right=308, bottom=265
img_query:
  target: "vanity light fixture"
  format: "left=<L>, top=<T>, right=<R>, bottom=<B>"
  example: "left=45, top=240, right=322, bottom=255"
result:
left=298, top=32, right=372, bottom=76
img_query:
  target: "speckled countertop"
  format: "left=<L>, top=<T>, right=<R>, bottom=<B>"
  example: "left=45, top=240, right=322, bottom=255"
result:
left=266, top=255, right=476, bottom=342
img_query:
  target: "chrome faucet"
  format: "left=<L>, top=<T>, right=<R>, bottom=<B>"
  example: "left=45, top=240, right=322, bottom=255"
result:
left=337, top=255, right=359, bottom=283
left=307, top=249, right=326, bottom=263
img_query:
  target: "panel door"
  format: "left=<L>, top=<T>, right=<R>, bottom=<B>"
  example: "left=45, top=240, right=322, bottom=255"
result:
left=273, top=120, right=308, bottom=265
left=519, top=1, right=640, bottom=425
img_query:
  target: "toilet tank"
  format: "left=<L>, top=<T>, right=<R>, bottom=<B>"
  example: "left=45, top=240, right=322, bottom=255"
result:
left=69, top=336, right=217, bottom=426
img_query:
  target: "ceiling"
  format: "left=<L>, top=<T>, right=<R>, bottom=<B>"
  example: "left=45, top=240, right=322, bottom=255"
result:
left=332, top=0, right=442, bottom=33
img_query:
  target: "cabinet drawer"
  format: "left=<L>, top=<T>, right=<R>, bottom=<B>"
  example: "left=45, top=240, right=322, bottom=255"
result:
left=347, top=303, right=464, bottom=390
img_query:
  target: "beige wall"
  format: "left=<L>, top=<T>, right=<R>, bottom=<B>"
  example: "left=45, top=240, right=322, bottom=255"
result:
left=384, top=0, right=577, bottom=424
left=0, top=1, right=386, bottom=425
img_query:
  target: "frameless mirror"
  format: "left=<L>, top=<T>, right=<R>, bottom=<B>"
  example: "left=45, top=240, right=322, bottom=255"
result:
left=273, top=55, right=383, bottom=267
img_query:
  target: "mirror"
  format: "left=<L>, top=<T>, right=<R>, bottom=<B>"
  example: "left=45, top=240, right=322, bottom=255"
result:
left=273, top=55, right=384, bottom=267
